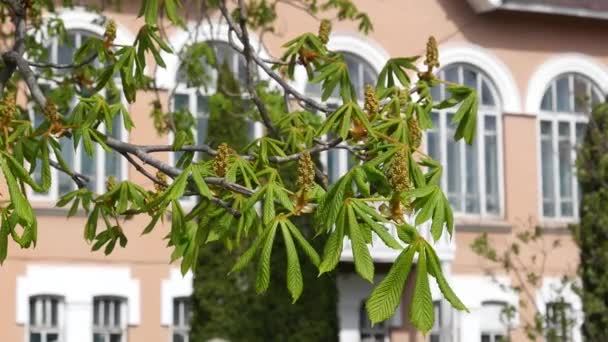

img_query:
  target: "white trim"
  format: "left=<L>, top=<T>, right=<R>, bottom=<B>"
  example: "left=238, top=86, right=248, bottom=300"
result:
left=293, top=32, right=389, bottom=94
left=17, top=265, right=140, bottom=342
left=50, top=7, right=134, bottom=46
left=537, top=277, right=582, bottom=342
left=160, top=268, right=193, bottom=327
left=526, top=54, right=608, bottom=114
left=437, top=42, right=522, bottom=114
left=451, top=275, right=519, bottom=342
left=155, top=21, right=271, bottom=90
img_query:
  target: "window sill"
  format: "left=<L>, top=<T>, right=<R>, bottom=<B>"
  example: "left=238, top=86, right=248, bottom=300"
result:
left=455, top=217, right=512, bottom=233
left=539, top=219, right=577, bottom=234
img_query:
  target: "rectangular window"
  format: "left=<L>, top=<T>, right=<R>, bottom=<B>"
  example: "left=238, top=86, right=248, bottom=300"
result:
left=484, top=116, right=499, bottom=214
left=546, top=300, right=573, bottom=342
left=446, top=113, right=462, bottom=212
left=93, top=297, right=127, bottom=342
left=558, top=122, right=573, bottom=217
left=172, top=298, right=192, bottom=342
left=29, top=295, right=63, bottom=342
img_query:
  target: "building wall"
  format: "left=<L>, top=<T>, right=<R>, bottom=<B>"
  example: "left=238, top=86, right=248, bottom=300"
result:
left=2, top=1, right=608, bottom=341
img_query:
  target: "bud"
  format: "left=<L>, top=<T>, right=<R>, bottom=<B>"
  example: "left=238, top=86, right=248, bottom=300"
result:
left=106, top=175, right=117, bottom=191
left=424, top=36, right=439, bottom=71
left=154, top=171, right=168, bottom=192
left=297, top=151, right=315, bottom=191
left=364, top=84, right=379, bottom=118
left=318, top=19, right=332, bottom=44
left=213, top=143, right=231, bottom=177
left=104, top=20, right=117, bottom=47
left=387, top=149, right=411, bottom=193
left=44, top=98, right=58, bottom=122
left=0, top=92, right=16, bottom=122
left=408, top=116, right=422, bottom=150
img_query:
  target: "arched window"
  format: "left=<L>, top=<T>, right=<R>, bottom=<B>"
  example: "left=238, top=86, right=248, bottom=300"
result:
left=304, top=51, right=378, bottom=183
left=172, top=297, right=192, bottom=342
left=28, top=295, right=64, bottom=342
left=93, top=296, right=127, bottom=342
left=171, top=40, right=254, bottom=162
left=359, top=300, right=388, bottom=341
left=428, top=63, right=502, bottom=216
left=539, top=73, right=603, bottom=219
left=480, top=301, right=509, bottom=342
left=30, top=28, right=126, bottom=200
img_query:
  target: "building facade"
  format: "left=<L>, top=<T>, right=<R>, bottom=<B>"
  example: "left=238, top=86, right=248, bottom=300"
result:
left=2, top=1, right=608, bottom=341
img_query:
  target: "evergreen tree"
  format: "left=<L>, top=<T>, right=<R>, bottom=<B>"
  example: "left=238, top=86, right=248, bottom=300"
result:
left=575, top=101, right=608, bottom=341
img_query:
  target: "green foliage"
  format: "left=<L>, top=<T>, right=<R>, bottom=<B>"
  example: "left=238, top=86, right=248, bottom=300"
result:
left=576, top=101, right=608, bottom=341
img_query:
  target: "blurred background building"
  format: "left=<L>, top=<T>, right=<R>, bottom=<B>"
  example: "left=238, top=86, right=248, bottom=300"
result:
left=2, top=0, right=608, bottom=341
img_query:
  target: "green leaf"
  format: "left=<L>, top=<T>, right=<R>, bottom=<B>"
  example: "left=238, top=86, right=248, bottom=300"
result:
left=191, top=164, right=213, bottom=199
left=256, top=221, right=279, bottom=294
left=366, top=246, right=415, bottom=324
left=318, top=212, right=345, bottom=275
left=347, top=204, right=374, bottom=283
left=430, top=196, right=445, bottom=242
left=280, top=222, right=304, bottom=303
left=409, top=247, right=434, bottom=334
left=425, top=242, right=468, bottom=312
left=285, top=219, right=320, bottom=267
left=230, top=232, right=264, bottom=274
left=0, top=157, right=33, bottom=225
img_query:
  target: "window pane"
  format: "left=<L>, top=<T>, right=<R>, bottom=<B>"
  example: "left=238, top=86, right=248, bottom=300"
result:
left=556, top=76, right=571, bottom=112
left=104, top=300, right=111, bottom=326
left=328, top=150, right=341, bottom=184
left=51, top=299, right=58, bottom=326
left=173, top=300, right=181, bottom=326
left=481, top=334, right=490, bottom=342
left=196, top=95, right=209, bottom=115
left=173, top=333, right=185, bottom=342
left=29, top=298, right=36, bottom=325
left=444, top=66, right=459, bottom=84
left=574, top=76, right=589, bottom=113
left=81, top=147, right=97, bottom=192
left=58, top=138, right=76, bottom=195
left=447, top=114, right=462, bottom=211
left=427, top=113, right=441, bottom=161
left=576, top=123, right=587, bottom=147
left=57, top=33, right=76, bottom=65
left=465, top=139, right=479, bottom=213
left=114, top=301, right=121, bottom=327
left=29, top=333, right=42, bottom=342
left=541, top=87, right=554, bottom=111
left=485, top=133, right=499, bottom=215
left=110, top=333, right=122, bottom=342
left=48, top=333, right=59, bottom=342
left=94, top=333, right=105, bottom=342
left=541, top=121, right=555, bottom=217
left=463, top=67, right=477, bottom=89
left=558, top=122, right=573, bottom=216
left=481, top=79, right=495, bottom=106
left=173, top=94, right=189, bottom=111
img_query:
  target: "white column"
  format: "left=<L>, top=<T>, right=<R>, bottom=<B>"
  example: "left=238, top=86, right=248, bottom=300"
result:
left=65, top=299, right=93, bottom=342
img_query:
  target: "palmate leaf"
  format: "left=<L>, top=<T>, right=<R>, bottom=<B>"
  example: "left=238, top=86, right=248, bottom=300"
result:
left=409, top=247, right=434, bottom=334
left=256, top=220, right=279, bottom=294
left=435, top=85, right=478, bottom=144
left=366, top=246, right=415, bottom=324
left=280, top=221, right=304, bottom=303
left=403, top=184, right=454, bottom=240
left=346, top=203, right=374, bottom=283
left=318, top=210, right=346, bottom=275
left=425, top=241, right=468, bottom=311
left=377, top=57, right=419, bottom=91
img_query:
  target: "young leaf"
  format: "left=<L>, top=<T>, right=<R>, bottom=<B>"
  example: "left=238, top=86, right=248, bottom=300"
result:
left=280, top=222, right=304, bottom=303
left=366, top=246, right=415, bottom=324
left=347, top=204, right=374, bottom=283
left=425, top=242, right=468, bottom=312
left=409, top=247, right=434, bottom=334
left=256, top=221, right=279, bottom=294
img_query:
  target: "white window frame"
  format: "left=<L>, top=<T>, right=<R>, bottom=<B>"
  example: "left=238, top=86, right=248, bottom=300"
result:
left=479, top=300, right=509, bottom=342
left=92, top=296, right=128, bottom=342
left=27, top=25, right=129, bottom=203
left=28, top=295, right=64, bottom=342
left=171, top=297, right=191, bottom=342
left=545, top=300, right=574, bottom=342
left=428, top=63, right=504, bottom=219
left=538, top=73, right=602, bottom=221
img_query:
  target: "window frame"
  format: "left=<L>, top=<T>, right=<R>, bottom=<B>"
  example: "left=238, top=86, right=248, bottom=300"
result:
left=27, top=28, right=129, bottom=203
left=28, top=295, right=64, bottom=342
left=545, top=300, right=574, bottom=342
left=479, top=300, right=509, bottom=342
left=538, top=72, right=603, bottom=222
left=171, top=297, right=191, bottom=342
left=359, top=300, right=389, bottom=342
left=427, top=63, right=505, bottom=219
left=92, top=295, right=128, bottom=342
